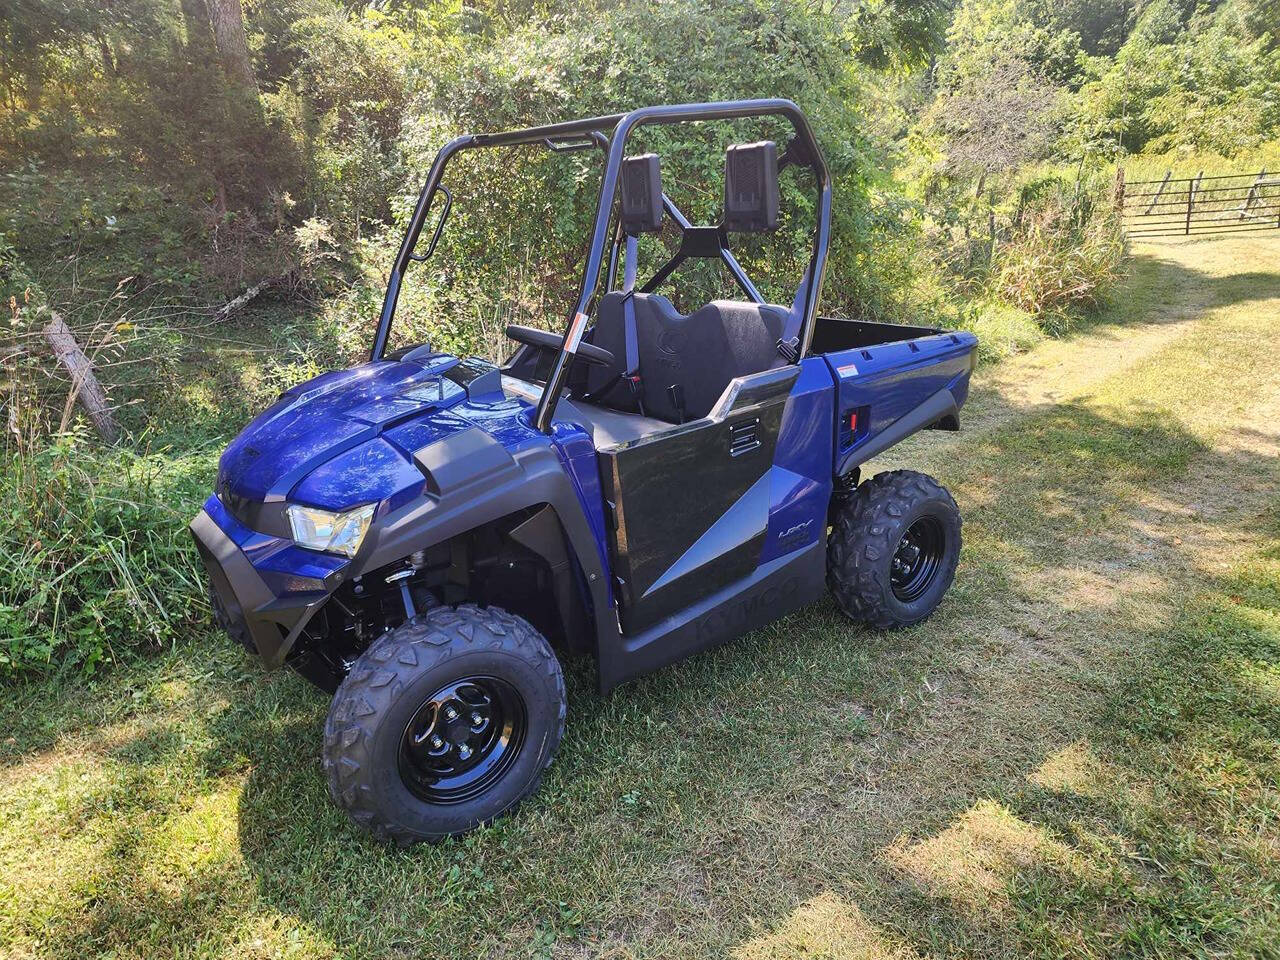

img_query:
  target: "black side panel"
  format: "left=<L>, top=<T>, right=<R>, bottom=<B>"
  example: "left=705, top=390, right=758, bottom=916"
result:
left=598, top=401, right=786, bottom=634
left=809, top=316, right=944, bottom=353
left=598, top=538, right=825, bottom=692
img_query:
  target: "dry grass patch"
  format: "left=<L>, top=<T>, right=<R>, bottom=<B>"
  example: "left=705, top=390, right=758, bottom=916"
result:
left=886, top=800, right=1093, bottom=916
left=1027, top=741, right=1110, bottom=798
left=733, top=894, right=920, bottom=960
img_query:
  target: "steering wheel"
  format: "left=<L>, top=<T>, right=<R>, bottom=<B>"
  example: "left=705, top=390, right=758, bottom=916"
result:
left=505, top=324, right=616, bottom=367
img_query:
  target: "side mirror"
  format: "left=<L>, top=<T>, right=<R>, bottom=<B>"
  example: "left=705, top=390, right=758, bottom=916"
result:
left=408, top=185, right=452, bottom=263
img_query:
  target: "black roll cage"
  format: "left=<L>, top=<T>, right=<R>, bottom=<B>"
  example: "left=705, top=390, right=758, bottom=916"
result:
left=371, top=98, right=833, bottom=434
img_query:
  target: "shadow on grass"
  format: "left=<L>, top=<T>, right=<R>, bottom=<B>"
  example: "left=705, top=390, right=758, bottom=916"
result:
left=1072, top=247, right=1280, bottom=334
left=811, top=543, right=1280, bottom=960
left=725, top=466, right=1279, bottom=954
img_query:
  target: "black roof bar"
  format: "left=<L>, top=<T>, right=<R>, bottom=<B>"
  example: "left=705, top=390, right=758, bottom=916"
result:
left=471, top=113, right=626, bottom=148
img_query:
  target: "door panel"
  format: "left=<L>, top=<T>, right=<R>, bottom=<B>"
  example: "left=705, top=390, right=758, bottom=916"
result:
left=596, top=367, right=797, bottom=634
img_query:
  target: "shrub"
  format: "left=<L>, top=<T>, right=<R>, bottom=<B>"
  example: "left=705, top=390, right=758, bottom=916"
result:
left=0, top=260, right=207, bottom=679
left=960, top=298, right=1044, bottom=361
left=992, top=176, right=1126, bottom=333
left=385, top=0, right=913, bottom=333
left=0, top=435, right=207, bottom=678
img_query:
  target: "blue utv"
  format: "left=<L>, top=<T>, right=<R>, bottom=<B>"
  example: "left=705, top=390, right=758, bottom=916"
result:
left=191, top=100, right=977, bottom=845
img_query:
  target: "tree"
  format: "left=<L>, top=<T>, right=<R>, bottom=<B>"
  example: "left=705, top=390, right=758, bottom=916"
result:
left=206, top=0, right=256, bottom=91
left=1239, top=0, right=1280, bottom=48
left=928, top=55, right=1062, bottom=176
left=831, top=0, right=952, bottom=70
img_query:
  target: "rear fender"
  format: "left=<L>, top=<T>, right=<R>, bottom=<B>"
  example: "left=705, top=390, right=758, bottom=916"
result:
left=834, top=383, right=960, bottom=476
left=832, top=360, right=974, bottom=478
left=825, top=330, right=977, bottom=479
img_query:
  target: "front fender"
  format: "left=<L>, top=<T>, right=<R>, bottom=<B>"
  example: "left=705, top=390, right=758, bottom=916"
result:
left=345, top=428, right=617, bottom=654
left=197, top=424, right=618, bottom=672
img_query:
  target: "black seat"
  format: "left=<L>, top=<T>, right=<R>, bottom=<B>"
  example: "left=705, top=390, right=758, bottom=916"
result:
left=582, top=291, right=788, bottom=423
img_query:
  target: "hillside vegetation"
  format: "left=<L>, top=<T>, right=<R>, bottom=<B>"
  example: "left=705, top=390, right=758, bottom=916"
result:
left=0, top=0, right=1278, bottom=676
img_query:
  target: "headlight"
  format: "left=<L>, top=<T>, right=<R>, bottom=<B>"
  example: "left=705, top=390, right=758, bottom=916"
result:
left=286, top=503, right=375, bottom=558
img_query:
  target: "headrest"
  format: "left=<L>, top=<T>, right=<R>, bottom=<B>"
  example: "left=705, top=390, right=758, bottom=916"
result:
left=724, top=140, right=779, bottom=233
left=620, top=153, right=663, bottom=235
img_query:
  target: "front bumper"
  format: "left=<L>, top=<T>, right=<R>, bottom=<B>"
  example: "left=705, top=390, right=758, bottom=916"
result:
left=190, top=495, right=349, bottom=667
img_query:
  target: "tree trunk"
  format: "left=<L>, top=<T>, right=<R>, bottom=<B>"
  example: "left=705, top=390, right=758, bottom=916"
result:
left=206, top=0, right=256, bottom=92
left=97, top=35, right=117, bottom=76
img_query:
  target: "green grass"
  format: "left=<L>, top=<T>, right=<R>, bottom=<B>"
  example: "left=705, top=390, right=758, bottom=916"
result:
left=1, top=234, right=1279, bottom=958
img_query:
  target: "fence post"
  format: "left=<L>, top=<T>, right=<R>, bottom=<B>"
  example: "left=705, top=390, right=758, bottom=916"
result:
left=1185, top=171, right=1202, bottom=236
left=1143, top=171, right=1171, bottom=215
left=1241, top=168, right=1266, bottom=220
left=1113, top=166, right=1125, bottom=213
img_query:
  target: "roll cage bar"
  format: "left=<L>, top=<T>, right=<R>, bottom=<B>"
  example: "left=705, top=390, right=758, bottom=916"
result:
left=372, top=98, right=833, bottom=434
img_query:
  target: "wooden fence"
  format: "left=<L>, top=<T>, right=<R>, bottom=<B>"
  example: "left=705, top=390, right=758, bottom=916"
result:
left=1116, top=169, right=1280, bottom=239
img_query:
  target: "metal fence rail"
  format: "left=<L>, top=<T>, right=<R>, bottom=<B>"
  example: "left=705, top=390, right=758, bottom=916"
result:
left=1117, top=169, right=1280, bottom=239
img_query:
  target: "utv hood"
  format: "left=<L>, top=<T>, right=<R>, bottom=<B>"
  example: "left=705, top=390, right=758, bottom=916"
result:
left=216, top=353, right=540, bottom=517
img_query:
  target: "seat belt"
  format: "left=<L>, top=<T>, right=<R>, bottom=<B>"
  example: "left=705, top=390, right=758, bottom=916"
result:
left=622, top=233, right=645, bottom=415
left=777, top=263, right=810, bottom=363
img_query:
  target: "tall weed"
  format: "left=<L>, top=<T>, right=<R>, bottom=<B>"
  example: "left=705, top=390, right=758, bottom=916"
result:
left=0, top=433, right=206, bottom=678
left=993, top=177, right=1127, bottom=334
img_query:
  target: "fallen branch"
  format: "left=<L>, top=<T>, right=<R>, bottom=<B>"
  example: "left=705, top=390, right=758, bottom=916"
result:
left=214, top=271, right=293, bottom=322
left=44, top=311, right=120, bottom=444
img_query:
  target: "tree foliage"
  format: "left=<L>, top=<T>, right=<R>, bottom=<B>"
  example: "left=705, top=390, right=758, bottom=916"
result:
left=930, top=0, right=1280, bottom=162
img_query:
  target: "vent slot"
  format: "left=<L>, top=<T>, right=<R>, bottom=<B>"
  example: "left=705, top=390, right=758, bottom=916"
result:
left=729, top=418, right=761, bottom=457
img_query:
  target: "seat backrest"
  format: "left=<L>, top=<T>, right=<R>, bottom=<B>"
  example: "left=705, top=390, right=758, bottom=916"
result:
left=584, top=291, right=788, bottom=423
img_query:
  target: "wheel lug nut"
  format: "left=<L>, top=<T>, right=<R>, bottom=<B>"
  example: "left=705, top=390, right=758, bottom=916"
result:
left=471, top=712, right=483, bottom=725
left=444, top=706, right=458, bottom=721
left=457, top=744, right=472, bottom=760
left=430, top=735, right=444, bottom=749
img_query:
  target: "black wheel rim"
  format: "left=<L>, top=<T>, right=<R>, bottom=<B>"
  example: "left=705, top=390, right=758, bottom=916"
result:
left=398, top=677, right=527, bottom=805
left=890, top=516, right=946, bottom=603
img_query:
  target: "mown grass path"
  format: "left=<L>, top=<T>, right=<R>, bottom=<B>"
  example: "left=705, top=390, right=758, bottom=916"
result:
left=2, top=237, right=1278, bottom=960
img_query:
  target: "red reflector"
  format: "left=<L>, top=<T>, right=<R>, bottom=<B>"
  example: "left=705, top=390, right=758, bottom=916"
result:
left=849, top=411, right=858, bottom=430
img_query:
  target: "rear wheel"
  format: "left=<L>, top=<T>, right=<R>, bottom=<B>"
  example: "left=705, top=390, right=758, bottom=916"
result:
left=323, top=604, right=565, bottom=845
left=827, top=470, right=961, bottom=629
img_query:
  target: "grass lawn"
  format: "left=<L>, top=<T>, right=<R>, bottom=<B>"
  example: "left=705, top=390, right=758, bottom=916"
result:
left=2, top=236, right=1278, bottom=959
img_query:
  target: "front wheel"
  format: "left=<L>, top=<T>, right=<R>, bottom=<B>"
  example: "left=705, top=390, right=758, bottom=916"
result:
left=323, top=604, right=566, bottom=845
left=827, top=470, right=961, bottom=629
